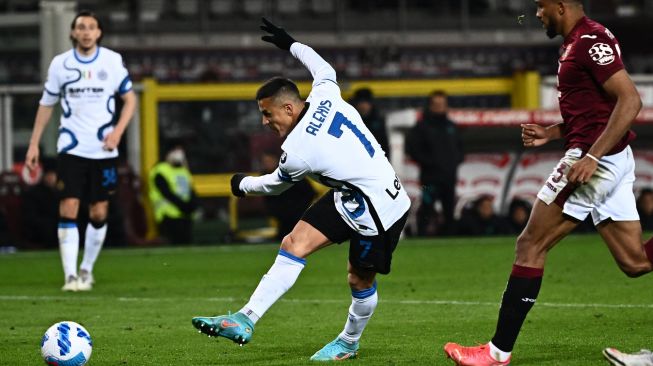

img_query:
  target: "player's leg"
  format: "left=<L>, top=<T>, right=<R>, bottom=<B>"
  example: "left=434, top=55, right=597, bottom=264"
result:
left=445, top=199, right=578, bottom=365
left=312, top=212, right=407, bottom=361
left=309, top=264, right=373, bottom=361
left=591, top=160, right=653, bottom=277
left=56, top=154, right=86, bottom=291
left=78, top=200, right=108, bottom=290
left=193, top=190, right=348, bottom=345
left=192, top=220, right=332, bottom=344
left=78, top=158, right=117, bottom=290
left=597, top=220, right=653, bottom=277
left=59, top=197, right=81, bottom=291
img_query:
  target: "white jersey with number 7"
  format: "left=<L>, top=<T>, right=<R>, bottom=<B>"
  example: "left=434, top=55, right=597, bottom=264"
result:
left=240, top=42, right=410, bottom=236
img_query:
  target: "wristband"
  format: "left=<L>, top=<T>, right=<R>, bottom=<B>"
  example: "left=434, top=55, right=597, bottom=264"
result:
left=585, top=153, right=600, bottom=163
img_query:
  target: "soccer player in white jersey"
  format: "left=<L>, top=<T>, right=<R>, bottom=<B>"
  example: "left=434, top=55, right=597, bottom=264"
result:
left=192, top=18, right=410, bottom=361
left=25, top=10, right=136, bottom=291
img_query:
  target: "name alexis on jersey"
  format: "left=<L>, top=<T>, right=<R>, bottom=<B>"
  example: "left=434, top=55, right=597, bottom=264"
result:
left=306, top=99, right=332, bottom=136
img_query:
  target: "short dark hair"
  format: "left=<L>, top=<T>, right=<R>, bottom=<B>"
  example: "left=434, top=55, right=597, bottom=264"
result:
left=70, top=10, right=103, bottom=46
left=351, top=88, right=374, bottom=104
left=256, top=77, right=301, bottom=102
left=429, top=90, right=448, bottom=98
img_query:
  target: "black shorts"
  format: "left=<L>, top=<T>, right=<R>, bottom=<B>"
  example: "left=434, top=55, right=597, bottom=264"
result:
left=57, top=153, right=118, bottom=203
left=302, top=189, right=408, bottom=275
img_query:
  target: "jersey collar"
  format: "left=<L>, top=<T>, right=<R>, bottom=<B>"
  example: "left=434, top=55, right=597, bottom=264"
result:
left=73, top=47, right=100, bottom=64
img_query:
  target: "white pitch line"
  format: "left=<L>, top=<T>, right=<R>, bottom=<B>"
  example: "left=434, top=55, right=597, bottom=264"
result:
left=1, top=295, right=652, bottom=309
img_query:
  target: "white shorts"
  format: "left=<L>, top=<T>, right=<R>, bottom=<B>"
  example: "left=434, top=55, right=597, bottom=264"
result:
left=537, top=146, right=639, bottom=225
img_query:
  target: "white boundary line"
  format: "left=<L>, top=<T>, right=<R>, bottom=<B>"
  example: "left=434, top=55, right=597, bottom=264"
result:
left=1, top=295, right=651, bottom=309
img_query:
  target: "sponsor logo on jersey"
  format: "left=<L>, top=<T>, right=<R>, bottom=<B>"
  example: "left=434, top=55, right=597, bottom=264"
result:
left=67, top=86, right=105, bottom=95
left=589, top=43, right=615, bottom=65
left=546, top=181, right=557, bottom=192
left=604, top=28, right=615, bottom=39
left=98, top=69, right=108, bottom=80
left=306, top=99, right=332, bottom=136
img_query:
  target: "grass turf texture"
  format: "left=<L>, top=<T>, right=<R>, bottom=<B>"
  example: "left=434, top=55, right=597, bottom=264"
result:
left=0, top=235, right=651, bottom=365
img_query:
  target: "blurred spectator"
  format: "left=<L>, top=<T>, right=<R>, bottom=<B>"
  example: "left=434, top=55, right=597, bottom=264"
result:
left=0, top=209, right=9, bottom=246
left=21, top=157, right=59, bottom=248
left=148, top=142, right=198, bottom=244
left=457, top=195, right=509, bottom=236
left=260, top=150, right=317, bottom=240
left=638, top=188, right=653, bottom=231
left=506, top=198, right=532, bottom=234
left=350, top=88, right=391, bottom=159
left=406, top=90, right=464, bottom=236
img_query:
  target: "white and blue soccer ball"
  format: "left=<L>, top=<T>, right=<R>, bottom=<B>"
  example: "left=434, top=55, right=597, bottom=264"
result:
left=41, top=321, right=93, bottom=366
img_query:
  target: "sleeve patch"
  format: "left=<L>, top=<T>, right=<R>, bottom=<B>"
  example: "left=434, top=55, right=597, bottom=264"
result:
left=588, top=43, right=615, bottom=65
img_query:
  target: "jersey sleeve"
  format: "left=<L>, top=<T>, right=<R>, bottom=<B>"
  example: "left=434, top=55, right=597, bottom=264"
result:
left=578, top=32, right=624, bottom=85
left=290, top=42, right=338, bottom=89
left=115, top=54, right=132, bottom=95
left=39, top=58, right=61, bottom=106
left=239, top=151, right=312, bottom=195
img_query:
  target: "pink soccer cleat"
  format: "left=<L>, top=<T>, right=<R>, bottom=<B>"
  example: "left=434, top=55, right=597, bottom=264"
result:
left=444, top=342, right=511, bottom=366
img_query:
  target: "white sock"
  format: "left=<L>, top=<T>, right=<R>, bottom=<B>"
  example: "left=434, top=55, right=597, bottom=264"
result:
left=338, top=282, right=378, bottom=344
left=58, top=222, right=79, bottom=280
left=80, top=222, right=107, bottom=274
left=239, top=249, right=305, bottom=324
left=489, top=341, right=512, bottom=362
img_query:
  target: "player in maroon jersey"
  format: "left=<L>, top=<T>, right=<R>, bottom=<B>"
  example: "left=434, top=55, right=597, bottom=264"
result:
left=444, top=1, right=653, bottom=365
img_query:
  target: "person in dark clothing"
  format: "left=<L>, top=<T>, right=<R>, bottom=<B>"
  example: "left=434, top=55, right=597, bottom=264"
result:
left=506, top=198, right=532, bottom=234
left=148, top=142, right=199, bottom=244
left=260, top=150, right=317, bottom=240
left=21, top=157, right=59, bottom=248
left=350, top=88, right=391, bottom=160
left=405, top=90, right=464, bottom=236
left=457, top=195, right=509, bottom=236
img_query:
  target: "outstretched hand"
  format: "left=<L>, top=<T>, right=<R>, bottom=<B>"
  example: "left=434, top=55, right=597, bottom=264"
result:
left=260, top=17, right=296, bottom=50
left=521, top=123, right=550, bottom=148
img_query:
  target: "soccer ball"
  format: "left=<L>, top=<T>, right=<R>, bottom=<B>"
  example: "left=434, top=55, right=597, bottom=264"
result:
left=41, top=321, right=93, bottom=366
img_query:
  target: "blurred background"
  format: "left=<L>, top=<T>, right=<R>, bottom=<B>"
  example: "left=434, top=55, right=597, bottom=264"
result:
left=1, top=0, right=653, bottom=249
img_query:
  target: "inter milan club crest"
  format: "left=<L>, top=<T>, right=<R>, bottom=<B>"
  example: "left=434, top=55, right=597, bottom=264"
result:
left=98, top=69, right=108, bottom=80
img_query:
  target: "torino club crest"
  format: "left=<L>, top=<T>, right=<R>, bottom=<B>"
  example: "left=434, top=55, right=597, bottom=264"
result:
left=589, top=43, right=615, bottom=65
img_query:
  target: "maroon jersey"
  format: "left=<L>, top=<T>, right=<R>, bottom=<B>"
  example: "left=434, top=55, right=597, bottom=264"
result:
left=557, top=16, right=635, bottom=155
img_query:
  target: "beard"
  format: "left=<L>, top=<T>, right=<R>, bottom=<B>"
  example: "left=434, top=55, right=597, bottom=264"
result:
left=545, top=23, right=558, bottom=39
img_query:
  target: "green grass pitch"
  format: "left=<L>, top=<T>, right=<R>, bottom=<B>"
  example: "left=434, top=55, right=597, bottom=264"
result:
left=1, top=235, right=651, bottom=365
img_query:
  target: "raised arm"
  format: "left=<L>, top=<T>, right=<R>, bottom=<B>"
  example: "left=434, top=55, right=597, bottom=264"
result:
left=260, top=17, right=336, bottom=86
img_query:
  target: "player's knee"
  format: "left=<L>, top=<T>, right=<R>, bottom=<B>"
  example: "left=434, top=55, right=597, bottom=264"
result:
left=347, top=272, right=374, bottom=291
left=280, top=233, right=308, bottom=258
